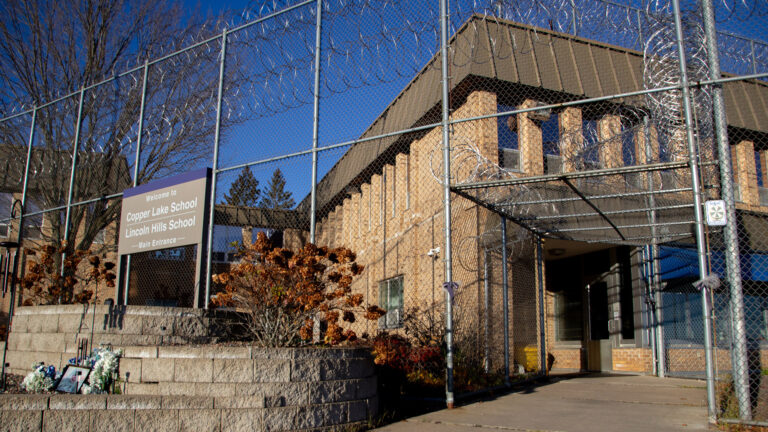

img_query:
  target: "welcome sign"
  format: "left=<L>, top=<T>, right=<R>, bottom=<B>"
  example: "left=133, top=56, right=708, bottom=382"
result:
left=118, top=169, right=211, bottom=256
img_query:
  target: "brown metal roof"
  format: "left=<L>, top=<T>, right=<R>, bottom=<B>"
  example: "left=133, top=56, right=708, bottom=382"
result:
left=309, top=15, right=768, bottom=219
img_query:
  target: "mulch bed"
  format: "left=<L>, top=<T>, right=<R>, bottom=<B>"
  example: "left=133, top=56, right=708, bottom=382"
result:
left=0, top=374, right=28, bottom=394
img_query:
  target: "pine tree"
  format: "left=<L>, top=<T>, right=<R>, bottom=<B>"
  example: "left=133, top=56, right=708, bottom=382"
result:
left=224, top=166, right=261, bottom=207
left=260, top=168, right=295, bottom=210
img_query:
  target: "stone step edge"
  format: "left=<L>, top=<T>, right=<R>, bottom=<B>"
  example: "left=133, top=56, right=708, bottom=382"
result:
left=0, top=395, right=374, bottom=412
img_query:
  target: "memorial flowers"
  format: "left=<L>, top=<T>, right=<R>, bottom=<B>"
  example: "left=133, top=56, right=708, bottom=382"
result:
left=85, top=347, right=123, bottom=393
left=20, top=363, right=56, bottom=393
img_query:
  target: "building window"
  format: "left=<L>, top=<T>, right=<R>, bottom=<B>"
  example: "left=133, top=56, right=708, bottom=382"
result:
left=93, top=228, right=106, bottom=244
left=581, top=119, right=600, bottom=170
left=554, top=286, right=583, bottom=342
left=498, top=103, right=521, bottom=172
left=22, top=198, right=42, bottom=240
left=379, top=276, right=403, bottom=329
left=0, top=193, right=11, bottom=238
left=542, top=115, right=561, bottom=174
left=152, top=247, right=186, bottom=261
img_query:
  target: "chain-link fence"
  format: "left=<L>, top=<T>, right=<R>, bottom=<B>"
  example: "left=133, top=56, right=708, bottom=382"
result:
left=0, top=0, right=766, bottom=423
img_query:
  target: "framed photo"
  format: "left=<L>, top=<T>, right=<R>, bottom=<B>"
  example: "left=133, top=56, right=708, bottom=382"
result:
left=56, top=365, right=91, bottom=394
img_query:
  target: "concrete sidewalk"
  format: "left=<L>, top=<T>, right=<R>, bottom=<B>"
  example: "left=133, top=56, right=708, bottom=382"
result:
left=374, top=373, right=712, bottom=432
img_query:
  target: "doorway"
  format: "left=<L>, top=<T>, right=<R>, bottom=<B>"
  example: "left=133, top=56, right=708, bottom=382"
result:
left=547, top=243, right=637, bottom=372
left=586, top=280, right=612, bottom=371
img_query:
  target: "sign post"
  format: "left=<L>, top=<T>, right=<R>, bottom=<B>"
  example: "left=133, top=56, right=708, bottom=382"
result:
left=118, top=169, right=211, bottom=307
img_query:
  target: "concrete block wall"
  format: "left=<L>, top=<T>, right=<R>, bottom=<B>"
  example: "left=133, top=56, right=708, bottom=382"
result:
left=4, top=305, right=241, bottom=375
left=0, top=346, right=378, bottom=431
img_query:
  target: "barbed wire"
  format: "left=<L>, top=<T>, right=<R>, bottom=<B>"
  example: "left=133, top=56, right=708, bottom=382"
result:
left=2, top=0, right=765, bottom=123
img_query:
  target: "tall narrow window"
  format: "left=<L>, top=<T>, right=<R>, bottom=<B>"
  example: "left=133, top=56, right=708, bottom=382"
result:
left=498, top=103, right=520, bottom=172
left=542, top=115, right=561, bottom=174
left=23, top=198, right=42, bottom=240
left=0, top=193, right=12, bottom=238
left=379, top=276, right=404, bottom=329
left=555, top=287, right=583, bottom=341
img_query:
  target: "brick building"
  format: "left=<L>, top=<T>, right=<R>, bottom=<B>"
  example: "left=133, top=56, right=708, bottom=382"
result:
left=306, top=15, right=768, bottom=374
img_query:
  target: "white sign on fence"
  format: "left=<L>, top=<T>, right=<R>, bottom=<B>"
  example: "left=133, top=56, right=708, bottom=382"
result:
left=705, top=200, right=727, bottom=227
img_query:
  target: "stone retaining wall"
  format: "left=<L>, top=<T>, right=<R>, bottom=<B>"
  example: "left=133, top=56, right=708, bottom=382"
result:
left=0, top=393, right=372, bottom=431
left=1, top=306, right=378, bottom=431
left=1, top=347, right=378, bottom=431
left=4, top=305, right=241, bottom=375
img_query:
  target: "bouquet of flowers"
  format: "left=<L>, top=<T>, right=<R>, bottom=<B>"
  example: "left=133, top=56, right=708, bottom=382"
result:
left=84, top=347, right=123, bottom=394
left=67, top=345, right=124, bottom=394
left=20, top=363, right=57, bottom=393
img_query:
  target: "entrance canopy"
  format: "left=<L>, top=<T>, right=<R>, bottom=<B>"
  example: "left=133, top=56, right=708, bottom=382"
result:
left=452, top=159, right=699, bottom=246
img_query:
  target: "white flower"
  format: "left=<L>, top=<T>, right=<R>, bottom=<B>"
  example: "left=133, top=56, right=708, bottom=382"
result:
left=89, top=348, right=122, bottom=392
left=21, top=365, right=53, bottom=393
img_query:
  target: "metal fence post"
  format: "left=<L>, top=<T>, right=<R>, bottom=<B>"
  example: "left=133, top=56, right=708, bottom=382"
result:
left=483, top=248, right=491, bottom=374
left=120, top=60, right=150, bottom=305
left=701, top=0, right=752, bottom=421
left=309, top=0, right=323, bottom=244
left=501, top=218, right=510, bottom=384
left=641, top=246, right=658, bottom=376
left=643, top=115, right=666, bottom=378
left=439, top=0, right=455, bottom=409
left=61, top=87, right=87, bottom=274
left=14, top=107, right=37, bottom=309
left=203, top=29, right=228, bottom=310
left=536, top=236, right=546, bottom=374
left=670, top=0, right=716, bottom=420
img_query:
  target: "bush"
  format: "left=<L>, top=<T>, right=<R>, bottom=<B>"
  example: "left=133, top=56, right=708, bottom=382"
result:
left=210, top=232, right=384, bottom=346
left=20, top=243, right=116, bottom=305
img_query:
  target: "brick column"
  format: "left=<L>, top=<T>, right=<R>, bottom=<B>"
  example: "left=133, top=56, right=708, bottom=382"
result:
left=383, top=164, right=395, bottom=222
left=395, top=154, right=409, bottom=216
left=598, top=113, right=622, bottom=169
left=733, top=140, right=759, bottom=206
left=327, top=208, right=338, bottom=248
left=350, top=193, right=361, bottom=251
left=559, top=107, right=582, bottom=172
left=519, top=99, right=544, bottom=175
left=468, top=90, right=499, bottom=164
left=360, top=183, right=371, bottom=234
left=370, top=173, right=382, bottom=240
left=342, top=197, right=352, bottom=246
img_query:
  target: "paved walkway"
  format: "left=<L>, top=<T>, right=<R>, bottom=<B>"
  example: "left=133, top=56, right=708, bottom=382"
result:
left=375, top=373, right=712, bottom=432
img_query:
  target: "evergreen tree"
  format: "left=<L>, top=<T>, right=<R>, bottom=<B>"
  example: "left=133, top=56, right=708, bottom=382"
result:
left=224, top=166, right=261, bottom=207
left=260, top=168, right=295, bottom=210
